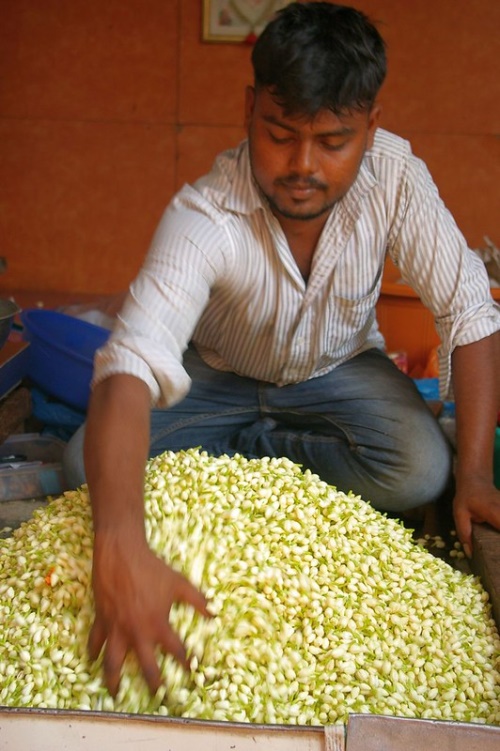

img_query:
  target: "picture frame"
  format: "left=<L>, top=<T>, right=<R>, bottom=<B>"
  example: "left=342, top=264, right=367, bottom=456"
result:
left=202, top=0, right=293, bottom=43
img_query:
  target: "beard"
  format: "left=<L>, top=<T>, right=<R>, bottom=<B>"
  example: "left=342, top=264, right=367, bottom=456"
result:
left=264, top=193, right=337, bottom=221
left=259, top=174, right=338, bottom=222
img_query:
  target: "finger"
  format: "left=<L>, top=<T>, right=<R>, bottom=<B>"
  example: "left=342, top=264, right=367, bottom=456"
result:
left=454, top=507, right=472, bottom=557
left=172, top=571, right=212, bottom=618
left=158, top=626, right=190, bottom=671
left=102, top=630, right=128, bottom=697
left=134, top=640, right=164, bottom=695
left=88, top=616, right=106, bottom=662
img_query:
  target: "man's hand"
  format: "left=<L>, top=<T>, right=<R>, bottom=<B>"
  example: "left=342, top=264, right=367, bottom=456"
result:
left=88, top=528, right=211, bottom=697
left=453, top=476, right=500, bottom=558
left=450, top=334, right=500, bottom=556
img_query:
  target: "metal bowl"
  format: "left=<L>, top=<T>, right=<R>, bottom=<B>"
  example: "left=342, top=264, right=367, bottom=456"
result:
left=0, top=298, right=20, bottom=350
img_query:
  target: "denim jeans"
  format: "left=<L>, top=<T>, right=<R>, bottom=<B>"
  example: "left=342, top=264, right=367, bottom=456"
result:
left=63, top=347, right=453, bottom=512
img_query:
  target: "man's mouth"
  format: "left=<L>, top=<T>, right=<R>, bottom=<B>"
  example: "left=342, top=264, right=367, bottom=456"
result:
left=277, top=177, right=326, bottom=197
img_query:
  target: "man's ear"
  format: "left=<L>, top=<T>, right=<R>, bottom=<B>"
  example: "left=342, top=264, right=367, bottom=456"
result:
left=244, top=86, right=256, bottom=129
left=366, top=103, right=382, bottom=149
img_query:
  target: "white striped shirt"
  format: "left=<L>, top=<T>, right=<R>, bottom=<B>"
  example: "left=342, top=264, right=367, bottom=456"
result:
left=94, top=128, right=500, bottom=405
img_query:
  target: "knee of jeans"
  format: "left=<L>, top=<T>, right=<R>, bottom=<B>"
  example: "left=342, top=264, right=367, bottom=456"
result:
left=371, top=430, right=453, bottom=512
left=63, top=424, right=87, bottom=489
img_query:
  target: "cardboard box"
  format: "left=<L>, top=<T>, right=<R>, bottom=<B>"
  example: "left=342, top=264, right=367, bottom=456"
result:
left=0, top=710, right=499, bottom=751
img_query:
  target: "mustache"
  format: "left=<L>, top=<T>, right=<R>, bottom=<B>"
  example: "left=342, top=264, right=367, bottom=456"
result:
left=275, top=174, right=327, bottom=191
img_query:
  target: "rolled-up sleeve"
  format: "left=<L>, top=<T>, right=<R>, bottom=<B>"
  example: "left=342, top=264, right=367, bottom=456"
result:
left=91, top=197, right=226, bottom=407
left=389, top=157, right=500, bottom=398
left=435, top=298, right=500, bottom=399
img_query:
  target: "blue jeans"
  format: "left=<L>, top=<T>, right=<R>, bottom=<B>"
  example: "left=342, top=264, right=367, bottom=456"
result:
left=64, top=347, right=453, bottom=512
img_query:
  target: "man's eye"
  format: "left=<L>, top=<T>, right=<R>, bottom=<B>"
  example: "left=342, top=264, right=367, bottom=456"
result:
left=322, top=141, right=346, bottom=152
left=269, top=131, right=293, bottom=144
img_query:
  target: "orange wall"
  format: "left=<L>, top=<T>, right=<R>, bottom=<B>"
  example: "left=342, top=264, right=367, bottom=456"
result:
left=1, top=0, right=499, bottom=296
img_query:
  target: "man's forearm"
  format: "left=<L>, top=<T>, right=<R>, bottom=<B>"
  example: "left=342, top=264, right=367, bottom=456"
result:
left=451, top=332, right=500, bottom=482
left=84, top=374, right=152, bottom=534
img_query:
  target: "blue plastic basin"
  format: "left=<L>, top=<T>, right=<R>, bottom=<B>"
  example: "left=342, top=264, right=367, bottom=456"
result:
left=21, top=309, right=110, bottom=412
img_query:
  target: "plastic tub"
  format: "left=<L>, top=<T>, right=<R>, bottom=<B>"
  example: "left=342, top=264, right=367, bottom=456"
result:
left=21, top=309, right=110, bottom=411
left=0, top=432, right=68, bottom=500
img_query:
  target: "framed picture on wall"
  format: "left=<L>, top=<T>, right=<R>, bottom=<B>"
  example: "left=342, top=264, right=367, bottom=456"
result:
left=203, top=0, right=293, bottom=43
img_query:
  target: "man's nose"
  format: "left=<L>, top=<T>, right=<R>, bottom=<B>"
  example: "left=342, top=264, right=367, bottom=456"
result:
left=289, top=141, right=316, bottom=174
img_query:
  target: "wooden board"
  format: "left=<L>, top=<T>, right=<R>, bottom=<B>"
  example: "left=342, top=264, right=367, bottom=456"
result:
left=472, top=523, right=500, bottom=630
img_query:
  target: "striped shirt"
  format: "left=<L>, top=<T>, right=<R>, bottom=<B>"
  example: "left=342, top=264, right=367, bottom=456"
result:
left=94, top=128, right=500, bottom=406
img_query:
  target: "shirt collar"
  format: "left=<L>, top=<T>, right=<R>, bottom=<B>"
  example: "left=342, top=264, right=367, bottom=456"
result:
left=222, top=141, right=264, bottom=214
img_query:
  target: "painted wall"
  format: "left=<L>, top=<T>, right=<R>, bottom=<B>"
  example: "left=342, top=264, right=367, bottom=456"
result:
left=1, top=0, right=499, bottom=296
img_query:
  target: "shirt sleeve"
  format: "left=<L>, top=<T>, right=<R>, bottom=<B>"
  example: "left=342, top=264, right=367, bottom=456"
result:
left=388, top=156, right=500, bottom=398
left=92, top=195, right=227, bottom=407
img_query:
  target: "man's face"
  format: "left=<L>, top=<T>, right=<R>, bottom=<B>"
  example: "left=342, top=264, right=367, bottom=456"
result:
left=245, top=87, right=380, bottom=224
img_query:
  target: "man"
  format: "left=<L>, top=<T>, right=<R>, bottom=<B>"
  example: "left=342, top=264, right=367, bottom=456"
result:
left=69, top=2, right=500, bottom=696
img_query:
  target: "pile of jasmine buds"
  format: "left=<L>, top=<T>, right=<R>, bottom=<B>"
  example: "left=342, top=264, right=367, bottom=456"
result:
left=0, top=449, right=499, bottom=725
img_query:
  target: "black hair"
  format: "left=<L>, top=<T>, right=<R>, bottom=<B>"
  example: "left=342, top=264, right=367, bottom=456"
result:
left=251, top=2, right=386, bottom=116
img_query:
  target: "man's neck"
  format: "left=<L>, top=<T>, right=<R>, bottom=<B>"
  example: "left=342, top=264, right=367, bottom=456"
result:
left=276, top=212, right=329, bottom=281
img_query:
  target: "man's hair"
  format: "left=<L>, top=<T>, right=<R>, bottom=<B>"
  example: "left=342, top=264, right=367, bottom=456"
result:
left=251, top=2, right=386, bottom=116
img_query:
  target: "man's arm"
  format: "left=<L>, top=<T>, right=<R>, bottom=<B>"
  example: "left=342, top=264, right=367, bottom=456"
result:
left=84, top=374, right=210, bottom=696
left=451, top=331, right=500, bottom=555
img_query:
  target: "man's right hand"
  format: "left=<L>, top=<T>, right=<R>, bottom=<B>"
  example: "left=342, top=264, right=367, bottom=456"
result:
left=88, top=528, right=211, bottom=697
